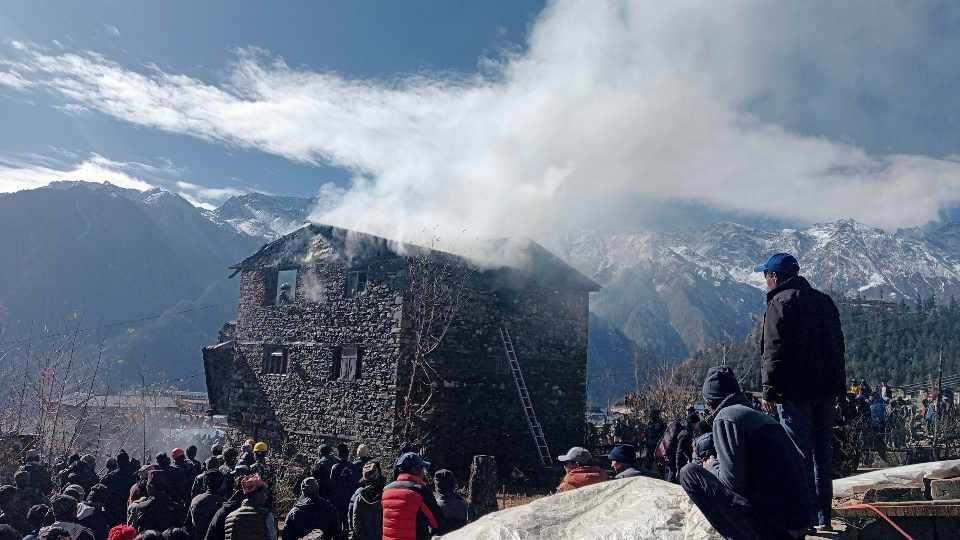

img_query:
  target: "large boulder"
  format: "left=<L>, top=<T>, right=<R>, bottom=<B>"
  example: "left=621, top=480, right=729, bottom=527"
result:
left=442, top=476, right=719, bottom=539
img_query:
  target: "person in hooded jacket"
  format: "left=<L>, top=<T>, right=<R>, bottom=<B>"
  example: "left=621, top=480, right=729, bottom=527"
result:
left=203, top=475, right=245, bottom=540
left=348, top=462, right=383, bottom=540
left=679, top=367, right=812, bottom=540
left=281, top=478, right=340, bottom=540
left=22, top=504, right=50, bottom=540
left=98, top=459, right=130, bottom=527
left=556, top=447, right=606, bottom=492
left=170, top=449, right=194, bottom=505
left=77, top=484, right=112, bottom=540
left=126, top=471, right=185, bottom=533
left=192, top=458, right=221, bottom=500
left=185, top=471, right=223, bottom=540
left=128, top=466, right=155, bottom=507
left=46, top=495, right=95, bottom=540
left=381, top=453, right=441, bottom=540
left=432, top=470, right=468, bottom=535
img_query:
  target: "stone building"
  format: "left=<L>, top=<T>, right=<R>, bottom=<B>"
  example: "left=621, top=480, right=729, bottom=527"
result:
left=203, top=224, right=597, bottom=474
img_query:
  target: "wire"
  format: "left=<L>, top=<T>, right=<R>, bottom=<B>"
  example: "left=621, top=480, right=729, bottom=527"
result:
left=0, top=304, right=225, bottom=347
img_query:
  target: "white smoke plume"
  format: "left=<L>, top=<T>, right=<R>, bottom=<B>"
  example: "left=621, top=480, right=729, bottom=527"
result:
left=4, top=1, right=960, bottom=244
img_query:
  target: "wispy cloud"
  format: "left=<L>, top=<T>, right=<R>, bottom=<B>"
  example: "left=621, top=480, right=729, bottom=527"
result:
left=0, top=153, right=154, bottom=193
left=104, top=24, right=120, bottom=37
left=0, top=70, right=32, bottom=90
left=5, top=1, right=960, bottom=238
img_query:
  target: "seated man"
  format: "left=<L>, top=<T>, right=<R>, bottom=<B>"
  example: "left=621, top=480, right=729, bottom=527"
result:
left=556, top=447, right=606, bottom=492
left=679, top=367, right=812, bottom=539
left=607, top=445, right=642, bottom=479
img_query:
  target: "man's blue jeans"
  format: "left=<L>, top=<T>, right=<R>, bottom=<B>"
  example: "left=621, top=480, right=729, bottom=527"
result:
left=778, top=398, right=835, bottom=527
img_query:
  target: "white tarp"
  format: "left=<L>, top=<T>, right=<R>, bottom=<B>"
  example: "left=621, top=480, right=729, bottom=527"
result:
left=833, top=459, right=960, bottom=498
left=442, top=476, right=721, bottom=540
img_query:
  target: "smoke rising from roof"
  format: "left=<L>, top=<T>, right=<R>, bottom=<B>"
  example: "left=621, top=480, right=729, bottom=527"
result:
left=5, top=1, right=960, bottom=242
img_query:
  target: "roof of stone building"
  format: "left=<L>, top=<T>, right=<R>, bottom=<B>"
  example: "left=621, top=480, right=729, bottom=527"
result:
left=229, top=223, right=600, bottom=291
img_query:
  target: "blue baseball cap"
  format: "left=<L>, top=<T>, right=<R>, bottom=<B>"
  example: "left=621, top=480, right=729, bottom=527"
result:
left=395, top=452, right=430, bottom=472
left=753, top=253, right=800, bottom=275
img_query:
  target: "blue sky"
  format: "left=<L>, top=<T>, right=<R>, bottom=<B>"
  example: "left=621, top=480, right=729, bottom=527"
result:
left=1, top=1, right=960, bottom=237
left=0, top=0, right=543, bottom=202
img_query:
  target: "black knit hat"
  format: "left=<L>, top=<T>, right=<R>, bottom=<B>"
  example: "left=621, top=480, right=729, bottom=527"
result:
left=702, top=367, right=741, bottom=401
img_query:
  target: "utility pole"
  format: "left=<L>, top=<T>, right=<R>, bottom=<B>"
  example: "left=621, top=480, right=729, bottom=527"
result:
left=932, top=347, right=944, bottom=461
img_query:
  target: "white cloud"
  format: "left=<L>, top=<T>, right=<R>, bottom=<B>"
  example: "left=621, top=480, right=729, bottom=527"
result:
left=5, top=1, right=960, bottom=241
left=0, top=153, right=154, bottom=193
left=0, top=70, right=32, bottom=90
left=104, top=25, right=120, bottom=37
left=175, top=180, right=248, bottom=203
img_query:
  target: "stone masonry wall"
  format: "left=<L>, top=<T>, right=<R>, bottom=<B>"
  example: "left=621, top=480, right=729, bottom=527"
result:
left=222, top=253, right=406, bottom=461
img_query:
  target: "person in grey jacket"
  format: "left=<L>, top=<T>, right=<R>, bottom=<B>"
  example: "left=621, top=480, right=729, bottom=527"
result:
left=607, top=445, right=643, bottom=479
left=348, top=462, right=383, bottom=540
left=679, top=367, right=813, bottom=539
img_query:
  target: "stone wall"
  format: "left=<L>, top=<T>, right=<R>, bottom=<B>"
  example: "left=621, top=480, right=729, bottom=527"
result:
left=217, top=252, right=407, bottom=461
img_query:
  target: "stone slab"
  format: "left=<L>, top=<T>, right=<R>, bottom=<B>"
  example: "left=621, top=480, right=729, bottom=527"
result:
left=834, top=500, right=960, bottom=518
left=931, top=478, right=960, bottom=501
left=862, top=485, right=926, bottom=503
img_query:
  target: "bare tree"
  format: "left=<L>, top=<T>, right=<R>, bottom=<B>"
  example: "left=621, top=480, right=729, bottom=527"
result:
left=400, top=244, right=469, bottom=444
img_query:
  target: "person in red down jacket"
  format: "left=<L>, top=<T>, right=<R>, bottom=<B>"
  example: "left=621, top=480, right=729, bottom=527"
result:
left=381, top=453, right=442, bottom=540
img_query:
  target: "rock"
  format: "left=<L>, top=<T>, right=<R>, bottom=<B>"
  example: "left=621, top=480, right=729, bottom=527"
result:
left=862, top=485, right=925, bottom=503
left=930, top=478, right=960, bottom=501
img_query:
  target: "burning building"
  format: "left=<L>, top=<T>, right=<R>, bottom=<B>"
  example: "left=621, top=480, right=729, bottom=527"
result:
left=203, top=224, right=597, bottom=473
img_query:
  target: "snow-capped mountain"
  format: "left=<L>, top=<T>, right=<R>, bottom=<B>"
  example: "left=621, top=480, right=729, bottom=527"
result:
left=558, top=219, right=960, bottom=372
left=212, top=188, right=341, bottom=241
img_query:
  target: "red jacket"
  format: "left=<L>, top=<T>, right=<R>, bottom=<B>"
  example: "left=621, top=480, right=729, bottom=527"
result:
left=381, top=473, right=441, bottom=540
left=557, top=465, right=607, bottom=492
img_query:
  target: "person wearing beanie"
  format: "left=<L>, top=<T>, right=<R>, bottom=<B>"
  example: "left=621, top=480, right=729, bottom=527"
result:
left=78, top=484, right=112, bottom=540
left=348, top=462, right=384, bottom=540
left=63, top=485, right=86, bottom=504
left=281, top=478, right=339, bottom=540
left=606, top=445, right=642, bottom=479
left=223, top=475, right=277, bottom=540
left=99, top=458, right=129, bottom=527
left=754, top=252, right=845, bottom=531
left=202, top=475, right=246, bottom=540
left=185, top=447, right=202, bottom=475
left=106, top=524, right=136, bottom=540
left=329, top=443, right=357, bottom=534
left=170, top=449, right=194, bottom=506
left=22, top=504, right=51, bottom=540
left=47, top=494, right=95, bottom=540
left=126, top=470, right=186, bottom=533
left=555, top=447, right=606, bottom=492
left=679, top=366, right=812, bottom=539
left=185, top=471, right=223, bottom=540
left=432, top=470, right=468, bottom=535
left=353, top=445, right=371, bottom=470
left=310, top=445, right=338, bottom=498
left=217, top=449, right=239, bottom=500
left=381, top=453, right=441, bottom=540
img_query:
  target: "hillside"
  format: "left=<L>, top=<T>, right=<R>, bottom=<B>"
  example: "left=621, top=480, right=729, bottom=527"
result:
left=691, top=296, right=960, bottom=390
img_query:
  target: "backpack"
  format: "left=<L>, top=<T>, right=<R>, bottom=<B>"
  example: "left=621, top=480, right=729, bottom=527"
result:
left=655, top=421, right=681, bottom=459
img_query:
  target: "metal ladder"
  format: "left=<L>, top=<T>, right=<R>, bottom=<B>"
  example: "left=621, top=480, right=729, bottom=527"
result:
left=499, top=327, right=553, bottom=467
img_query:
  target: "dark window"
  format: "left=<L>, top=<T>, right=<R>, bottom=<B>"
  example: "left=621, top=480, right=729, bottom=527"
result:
left=330, top=345, right=364, bottom=380
left=345, top=270, right=368, bottom=298
left=263, top=345, right=289, bottom=374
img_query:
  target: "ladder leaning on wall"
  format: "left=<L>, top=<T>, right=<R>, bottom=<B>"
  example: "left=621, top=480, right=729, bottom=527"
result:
left=498, top=326, right=553, bottom=468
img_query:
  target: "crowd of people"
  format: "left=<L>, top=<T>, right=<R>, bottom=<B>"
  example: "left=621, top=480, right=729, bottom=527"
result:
left=0, top=439, right=471, bottom=540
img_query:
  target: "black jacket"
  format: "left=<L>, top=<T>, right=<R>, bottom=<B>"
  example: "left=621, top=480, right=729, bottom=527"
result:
left=282, top=495, right=341, bottom=540
left=760, top=275, right=845, bottom=402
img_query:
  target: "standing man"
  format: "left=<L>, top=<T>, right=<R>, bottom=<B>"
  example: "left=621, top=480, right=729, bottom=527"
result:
left=755, top=252, right=845, bottom=531
left=381, top=453, right=441, bottom=540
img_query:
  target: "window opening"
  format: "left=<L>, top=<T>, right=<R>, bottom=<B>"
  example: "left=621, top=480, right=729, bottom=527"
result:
left=330, top=345, right=364, bottom=380
left=345, top=269, right=368, bottom=298
left=263, top=345, right=289, bottom=374
left=275, top=269, right=298, bottom=305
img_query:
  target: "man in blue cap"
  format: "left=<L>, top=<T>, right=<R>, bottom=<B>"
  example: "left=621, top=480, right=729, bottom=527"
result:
left=679, top=367, right=812, bottom=539
left=754, top=252, right=845, bottom=531
left=606, top=445, right=642, bottom=479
